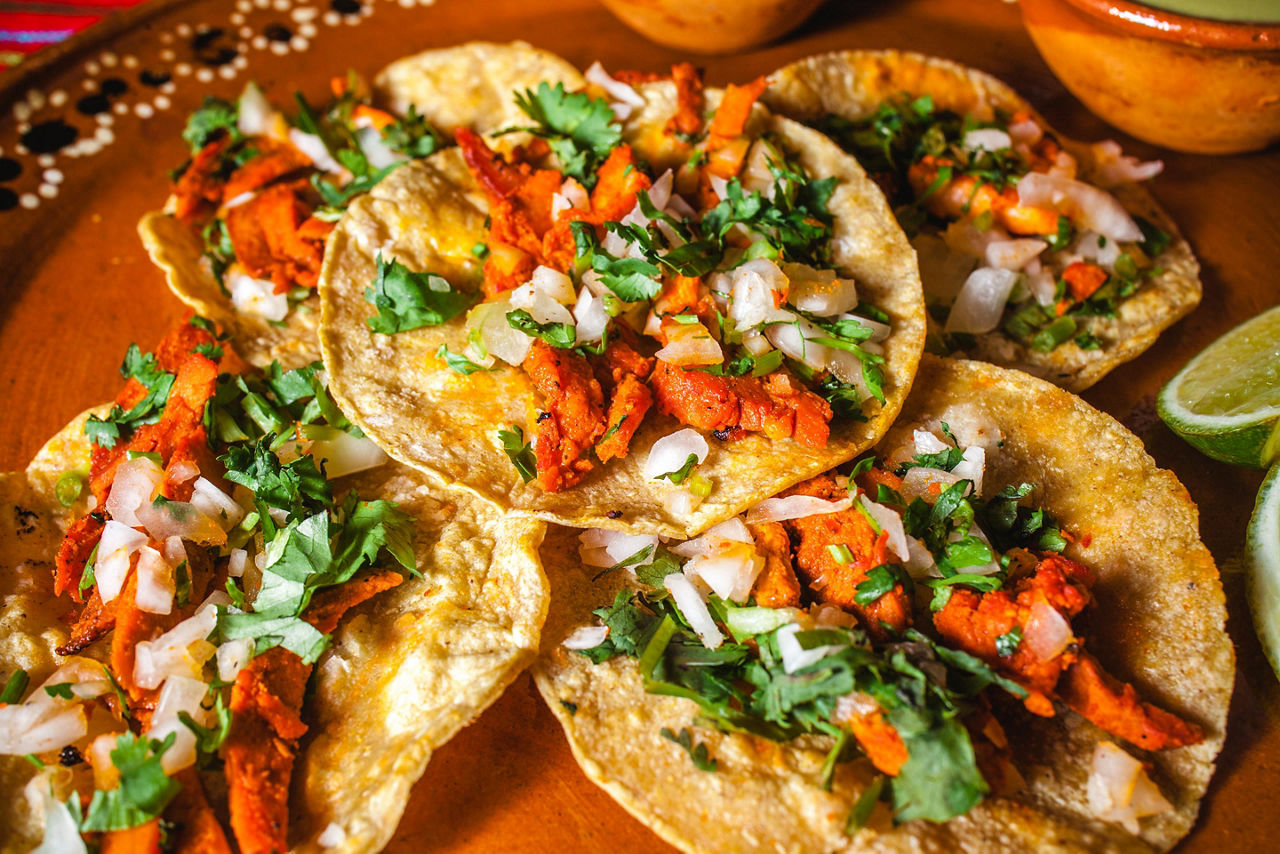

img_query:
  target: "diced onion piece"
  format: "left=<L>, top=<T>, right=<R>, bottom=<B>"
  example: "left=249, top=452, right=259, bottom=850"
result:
left=578, top=529, right=660, bottom=567
left=663, top=489, right=696, bottom=518
left=646, top=169, right=674, bottom=212
left=763, top=311, right=827, bottom=372
left=136, top=495, right=226, bottom=546
left=551, top=176, right=590, bottom=218
left=563, top=625, right=609, bottom=650
left=643, top=429, right=709, bottom=481
left=783, top=263, right=858, bottom=316
left=217, top=637, right=253, bottom=683
left=167, top=459, right=200, bottom=485
left=984, top=238, right=1047, bottom=271
left=946, top=267, right=1020, bottom=334
left=1073, top=230, right=1121, bottom=268
left=1023, top=599, right=1074, bottom=661
left=740, top=330, right=772, bottom=356
left=705, top=517, right=753, bottom=544
left=96, top=520, right=149, bottom=603
left=355, top=125, right=406, bottom=171
left=812, top=604, right=857, bottom=628
left=190, top=477, right=246, bottom=530
left=104, top=457, right=165, bottom=527
left=950, top=446, right=986, bottom=497
left=0, top=660, right=105, bottom=755
left=914, top=429, right=950, bottom=456
left=134, top=546, right=175, bottom=615
left=776, top=623, right=844, bottom=674
left=304, top=428, right=388, bottom=479
left=133, top=602, right=219, bottom=691
left=684, top=545, right=763, bottom=603
left=1090, top=140, right=1163, bottom=188
left=1017, top=172, right=1142, bottom=242
left=227, top=548, right=248, bottom=578
left=655, top=321, right=723, bottom=366
left=746, top=494, right=852, bottom=523
left=1008, top=117, right=1043, bottom=146
left=228, top=271, right=289, bottom=322
left=1087, top=741, right=1173, bottom=834
left=726, top=259, right=790, bottom=330
left=963, top=128, right=1012, bottom=152
left=900, top=467, right=962, bottom=503
left=585, top=61, right=646, bottom=112
left=317, top=823, right=348, bottom=849
left=148, top=675, right=210, bottom=773
left=288, top=128, right=344, bottom=175
left=859, top=497, right=909, bottom=562
left=469, top=298, right=533, bottom=366
left=573, top=287, right=609, bottom=344
left=237, top=82, right=274, bottom=137
left=664, top=573, right=723, bottom=649
left=903, top=536, right=939, bottom=579
left=529, top=265, right=578, bottom=305
left=1025, top=264, right=1057, bottom=306
left=510, top=282, right=576, bottom=326
left=32, top=777, right=88, bottom=854
left=913, top=233, right=976, bottom=304
left=943, top=218, right=1007, bottom=260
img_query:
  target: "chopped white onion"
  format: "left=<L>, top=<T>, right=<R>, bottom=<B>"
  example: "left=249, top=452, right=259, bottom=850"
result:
left=217, top=637, right=254, bottom=683
left=551, top=177, right=591, bottom=218
left=305, top=428, right=388, bottom=479
left=1017, top=172, right=1142, bottom=242
left=683, top=548, right=763, bottom=603
left=134, top=546, right=175, bottom=615
left=776, top=623, right=845, bottom=674
left=950, top=446, right=986, bottom=497
left=167, top=459, right=200, bottom=485
left=227, top=548, right=247, bottom=578
left=470, top=299, right=533, bottom=366
left=356, top=125, right=406, bottom=171
left=914, top=429, right=950, bottom=456
left=32, top=776, right=88, bottom=854
left=943, top=218, right=1008, bottom=260
left=705, top=517, right=753, bottom=544
left=783, top=263, right=858, bottom=316
left=763, top=311, right=828, bottom=371
left=746, top=494, right=852, bottom=523
left=133, top=602, right=219, bottom=691
left=190, top=476, right=246, bottom=530
left=148, top=675, right=211, bottom=773
left=726, top=259, right=791, bottom=330
left=585, top=61, right=645, bottom=112
left=1073, top=230, right=1121, bottom=268
left=900, top=467, right=963, bottom=503
left=573, top=287, right=610, bottom=344
left=945, top=267, right=1020, bottom=334
left=984, top=238, right=1047, bottom=271
left=860, top=497, right=909, bottom=562
left=288, top=128, right=344, bottom=175
left=317, top=823, right=349, bottom=848
left=834, top=691, right=881, bottom=722
left=563, top=625, right=609, bottom=650
left=104, top=457, right=165, bottom=527
left=643, top=429, right=709, bottom=481
left=662, top=489, right=696, bottom=518
left=135, top=496, right=226, bottom=546
left=1089, top=140, right=1163, bottom=188
left=903, top=536, right=939, bottom=579
left=1087, top=741, right=1173, bottom=834
left=236, top=82, right=274, bottom=137
left=509, top=283, right=576, bottom=327
left=529, top=265, right=578, bottom=305
left=228, top=271, right=289, bottom=322
left=95, top=520, right=149, bottom=603
left=1007, top=117, right=1043, bottom=146
left=655, top=321, right=723, bottom=366
left=913, top=233, right=976, bottom=304
left=664, top=573, right=723, bottom=649
left=1023, top=599, right=1074, bottom=661
left=963, top=128, right=1012, bottom=152
left=578, top=529, right=660, bottom=568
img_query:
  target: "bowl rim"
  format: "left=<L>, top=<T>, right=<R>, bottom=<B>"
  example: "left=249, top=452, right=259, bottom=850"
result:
left=1060, top=0, right=1280, bottom=50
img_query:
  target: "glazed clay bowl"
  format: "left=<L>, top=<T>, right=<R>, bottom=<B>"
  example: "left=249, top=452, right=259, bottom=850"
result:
left=599, top=0, right=826, bottom=55
left=1020, top=0, right=1280, bottom=154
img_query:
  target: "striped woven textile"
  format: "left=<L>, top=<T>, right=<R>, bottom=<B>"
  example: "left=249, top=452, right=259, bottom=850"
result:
left=0, top=0, right=145, bottom=68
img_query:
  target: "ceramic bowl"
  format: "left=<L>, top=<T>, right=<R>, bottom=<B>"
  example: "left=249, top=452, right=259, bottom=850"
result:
left=1020, top=0, right=1280, bottom=154
left=599, top=0, right=826, bottom=55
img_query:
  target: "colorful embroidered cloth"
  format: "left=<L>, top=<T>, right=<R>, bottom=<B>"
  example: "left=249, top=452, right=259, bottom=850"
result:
left=0, top=0, right=143, bottom=68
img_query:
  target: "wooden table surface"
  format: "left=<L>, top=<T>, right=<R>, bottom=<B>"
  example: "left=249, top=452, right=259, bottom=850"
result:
left=0, top=0, right=1276, bottom=850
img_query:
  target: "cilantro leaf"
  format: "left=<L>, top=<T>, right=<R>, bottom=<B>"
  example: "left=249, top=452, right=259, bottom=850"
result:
left=506, top=309, right=577, bottom=349
left=889, top=716, right=988, bottom=823
left=512, top=82, right=621, bottom=185
left=219, top=437, right=332, bottom=519
left=364, top=254, right=477, bottom=335
left=179, top=693, right=232, bottom=754
left=215, top=610, right=330, bottom=664
left=182, top=96, right=241, bottom=153
left=570, top=222, right=662, bottom=302
left=654, top=453, right=699, bottom=485
left=43, top=683, right=75, bottom=700
left=660, top=726, right=717, bottom=772
left=380, top=105, right=442, bottom=159
left=85, top=345, right=177, bottom=449
left=995, top=626, right=1023, bottom=658
left=436, top=344, right=492, bottom=375
left=80, top=732, right=182, bottom=831
left=498, top=425, right=537, bottom=483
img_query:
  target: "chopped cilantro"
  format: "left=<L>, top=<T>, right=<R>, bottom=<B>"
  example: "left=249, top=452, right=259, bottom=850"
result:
left=506, top=309, right=577, bottom=349
left=178, top=693, right=232, bottom=754
left=995, top=626, right=1023, bottom=658
left=85, top=344, right=176, bottom=449
left=436, top=344, right=492, bottom=375
left=379, top=105, right=442, bottom=159
left=43, top=683, right=75, bottom=700
left=80, top=732, right=182, bottom=831
left=660, top=727, right=717, bottom=772
left=498, top=425, right=537, bottom=484
left=653, top=453, right=699, bottom=485
left=182, top=96, right=240, bottom=153
left=511, top=82, right=622, bottom=186
left=364, top=254, right=477, bottom=335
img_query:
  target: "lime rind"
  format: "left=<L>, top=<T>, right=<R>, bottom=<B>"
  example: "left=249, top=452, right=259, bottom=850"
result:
left=1247, top=464, right=1280, bottom=682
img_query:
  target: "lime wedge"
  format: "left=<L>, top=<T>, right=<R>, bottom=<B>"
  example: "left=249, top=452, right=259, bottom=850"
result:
left=1248, top=464, right=1280, bottom=681
left=1158, top=305, right=1280, bottom=469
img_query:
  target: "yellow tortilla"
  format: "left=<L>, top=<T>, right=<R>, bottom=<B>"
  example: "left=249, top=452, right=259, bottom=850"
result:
left=318, top=79, right=926, bottom=540
left=762, top=51, right=1202, bottom=392
left=0, top=410, right=549, bottom=853
left=138, top=41, right=586, bottom=369
left=532, top=355, right=1231, bottom=852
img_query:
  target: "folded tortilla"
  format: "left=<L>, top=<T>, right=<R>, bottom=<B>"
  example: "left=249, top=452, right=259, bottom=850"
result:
left=762, top=51, right=1202, bottom=392
left=532, top=355, right=1231, bottom=852
left=138, top=41, right=586, bottom=370
left=318, top=79, right=926, bottom=540
left=0, top=409, right=548, bottom=853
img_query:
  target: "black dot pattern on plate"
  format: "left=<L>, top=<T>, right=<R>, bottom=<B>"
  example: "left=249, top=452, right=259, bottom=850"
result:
left=0, top=188, right=17, bottom=211
left=331, top=0, right=361, bottom=14
left=0, top=157, right=21, bottom=182
left=264, top=23, right=292, bottom=42
left=76, top=93, right=111, bottom=115
left=21, top=120, right=78, bottom=155
left=192, top=27, right=239, bottom=66
left=140, top=69, right=172, bottom=87
left=101, top=77, right=129, bottom=97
